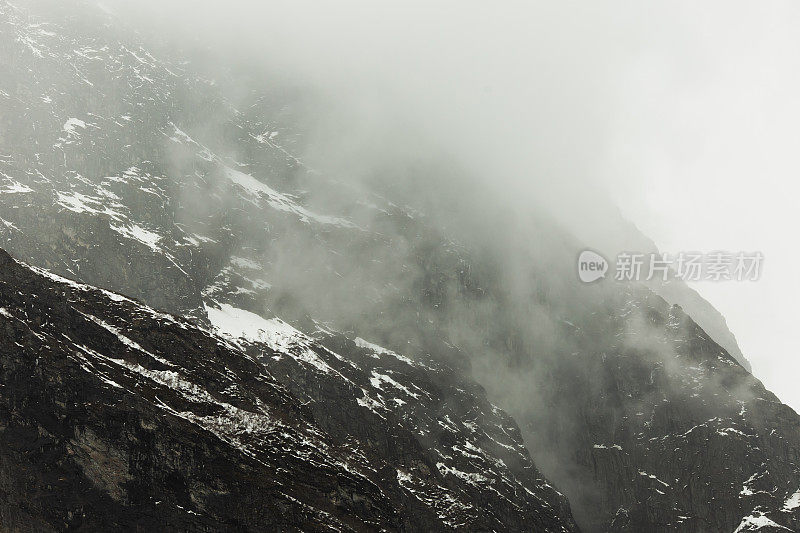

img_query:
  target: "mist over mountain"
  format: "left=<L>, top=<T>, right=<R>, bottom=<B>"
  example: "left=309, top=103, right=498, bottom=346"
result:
left=1, top=1, right=798, bottom=531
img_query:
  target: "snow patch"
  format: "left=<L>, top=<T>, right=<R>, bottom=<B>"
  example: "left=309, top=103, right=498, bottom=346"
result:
left=0, top=181, right=33, bottom=194
left=437, top=462, right=489, bottom=485
left=63, top=118, right=86, bottom=135
left=204, top=303, right=333, bottom=374
left=224, top=167, right=355, bottom=228
left=637, top=470, right=670, bottom=488
left=112, top=223, right=162, bottom=251
left=783, top=489, right=800, bottom=512
left=593, top=443, right=623, bottom=451
left=740, top=471, right=767, bottom=497
left=733, top=512, right=790, bottom=532
left=369, top=370, right=420, bottom=399
left=354, top=337, right=419, bottom=367
left=79, top=312, right=174, bottom=367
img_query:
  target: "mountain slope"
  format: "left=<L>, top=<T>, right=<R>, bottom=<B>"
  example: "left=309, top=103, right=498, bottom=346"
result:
left=0, top=247, right=578, bottom=531
left=527, top=286, right=800, bottom=531
left=1, top=1, right=798, bottom=532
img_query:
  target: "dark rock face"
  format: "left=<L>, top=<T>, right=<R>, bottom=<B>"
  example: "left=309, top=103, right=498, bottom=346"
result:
left=532, top=288, right=800, bottom=532
left=1, top=1, right=799, bottom=532
left=0, top=248, right=578, bottom=531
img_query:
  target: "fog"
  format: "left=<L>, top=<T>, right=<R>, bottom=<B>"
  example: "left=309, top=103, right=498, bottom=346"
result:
left=102, top=1, right=628, bottom=220
left=91, top=0, right=799, bottom=527
left=98, top=0, right=800, bottom=406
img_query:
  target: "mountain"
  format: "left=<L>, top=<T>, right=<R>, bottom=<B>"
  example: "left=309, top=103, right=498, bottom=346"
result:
left=0, top=247, right=577, bottom=531
left=1, top=1, right=799, bottom=531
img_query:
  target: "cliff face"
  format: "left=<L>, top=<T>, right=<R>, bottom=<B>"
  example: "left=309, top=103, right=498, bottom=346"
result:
left=529, top=288, right=800, bottom=532
left=1, top=1, right=799, bottom=532
left=0, top=248, right=577, bottom=531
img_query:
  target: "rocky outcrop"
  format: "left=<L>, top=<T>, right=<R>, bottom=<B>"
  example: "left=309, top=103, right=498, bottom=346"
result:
left=544, top=289, right=800, bottom=531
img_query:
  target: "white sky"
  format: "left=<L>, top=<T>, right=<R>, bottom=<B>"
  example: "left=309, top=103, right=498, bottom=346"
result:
left=606, top=2, right=800, bottom=411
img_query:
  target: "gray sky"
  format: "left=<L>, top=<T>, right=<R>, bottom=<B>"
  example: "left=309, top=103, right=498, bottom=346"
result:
left=109, top=0, right=800, bottom=410
left=603, top=2, right=800, bottom=412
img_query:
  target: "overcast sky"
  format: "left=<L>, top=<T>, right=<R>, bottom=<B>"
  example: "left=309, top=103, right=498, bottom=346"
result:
left=604, top=2, right=800, bottom=412
left=111, top=0, right=800, bottom=410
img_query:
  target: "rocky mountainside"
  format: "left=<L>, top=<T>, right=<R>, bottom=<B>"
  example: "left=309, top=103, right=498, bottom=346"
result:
left=533, top=286, right=800, bottom=531
left=0, top=248, right=577, bottom=531
left=1, top=1, right=799, bottom=531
